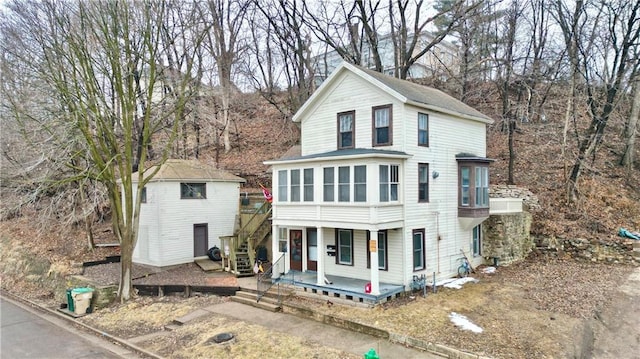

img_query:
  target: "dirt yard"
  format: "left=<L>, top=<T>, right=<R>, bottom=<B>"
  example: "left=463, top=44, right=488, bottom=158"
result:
left=73, top=257, right=634, bottom=359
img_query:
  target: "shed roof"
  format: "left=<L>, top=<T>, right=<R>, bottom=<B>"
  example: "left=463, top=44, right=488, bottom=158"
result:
left=132, top=159, right=246, bottom=183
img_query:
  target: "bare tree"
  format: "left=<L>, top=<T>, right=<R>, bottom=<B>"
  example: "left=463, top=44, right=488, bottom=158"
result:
left=621, top=74, right=639, bottom=170
left=199, top=0, right=250, bottom=154
left=247, top=0, right=315, bottom=118
left=555, top=0, right=640, bottom=202
left=1, top=0, right=203, bottom=302
left=389, top=0, right=476, bottom=80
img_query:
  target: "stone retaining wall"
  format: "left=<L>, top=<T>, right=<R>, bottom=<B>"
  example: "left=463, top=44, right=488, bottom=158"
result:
left=483, top=211, right=533, bottom=265
left=534, top=237, right=640, bottom=264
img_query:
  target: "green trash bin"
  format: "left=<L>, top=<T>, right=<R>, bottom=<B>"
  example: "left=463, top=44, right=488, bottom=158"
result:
left=71, top=287, right=94, bottom=315
left=66, top=289, right=74, bottom=312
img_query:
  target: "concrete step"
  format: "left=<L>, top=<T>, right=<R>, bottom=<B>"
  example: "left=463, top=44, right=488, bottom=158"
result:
left=234, top=290, right=281, bottom=306
left=230, top=293, right=281, bottom=312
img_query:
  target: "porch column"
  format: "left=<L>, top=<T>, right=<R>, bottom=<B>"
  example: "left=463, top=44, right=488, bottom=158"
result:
left=272, top=224, right=281, bottom=279
left=370, top=230, right=380, bottom=295
left=316, top=226, right=324, bottom=285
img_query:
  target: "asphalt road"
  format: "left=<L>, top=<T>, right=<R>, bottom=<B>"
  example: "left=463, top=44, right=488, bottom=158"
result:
left=0, top=296, right=140, bottom=359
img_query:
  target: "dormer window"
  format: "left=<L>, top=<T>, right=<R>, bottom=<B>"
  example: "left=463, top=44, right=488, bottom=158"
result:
left=373, top=105, right=392, bottom=146
left=338, top=111, right=355, bottom=149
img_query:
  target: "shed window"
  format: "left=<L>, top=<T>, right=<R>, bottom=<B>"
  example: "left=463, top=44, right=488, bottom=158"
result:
left=181, top=183, right=206, bottom=199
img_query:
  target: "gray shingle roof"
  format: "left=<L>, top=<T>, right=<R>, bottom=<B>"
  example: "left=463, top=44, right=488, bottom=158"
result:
left=355, top=65, right=493, bottom=122
left=132, top=159, right=246, bottom=182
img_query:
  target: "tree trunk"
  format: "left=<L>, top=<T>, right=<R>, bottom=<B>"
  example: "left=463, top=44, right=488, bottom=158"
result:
left=117, top=232, right=135, bottom=302
left=621, top=78, right=639, bottom=170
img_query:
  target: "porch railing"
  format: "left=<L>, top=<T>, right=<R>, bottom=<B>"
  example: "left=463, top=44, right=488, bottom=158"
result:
left=257, top=253, right=285, bottom=303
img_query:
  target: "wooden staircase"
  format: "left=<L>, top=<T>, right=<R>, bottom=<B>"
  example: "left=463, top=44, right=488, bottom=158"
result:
left=234, top=242, right=254, bottom=277
left=220, top=197, right=272, bottom=278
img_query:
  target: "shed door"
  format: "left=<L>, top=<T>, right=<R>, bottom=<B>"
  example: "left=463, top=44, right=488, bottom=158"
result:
left=194, top=224, right=208, bottom=257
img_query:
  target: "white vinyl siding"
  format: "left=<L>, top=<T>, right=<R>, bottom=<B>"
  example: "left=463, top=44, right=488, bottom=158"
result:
left=131, top=180, right=240, bottom=267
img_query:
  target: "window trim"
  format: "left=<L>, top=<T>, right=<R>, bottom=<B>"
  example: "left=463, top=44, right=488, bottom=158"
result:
left=303, top=168, right=314, bottom=202
left=278, top=170, right=288, bottom=202
left=323, top=167, right=335, bottom=202
left=372, top=104, right=393, bottom=146
left=418, top=112, right=429, bottom=147
left=457, top=159, right=491, bottom=209
left=379, top=164, right=400, bottom=202
left=473, top=225, right=482, bottom=257
left=180, top=183, right=206, bottom=199
left=335, top=229, right=354, bottom=266
left=366, top=230, right=388, bottom=271
left=338, top=166, right=350, bottom=202
left=418, top=163, right=429, bottom=203
left=354, top=165, right=367, bottom=202
left=140, top=187, right=147, bottom=203
left=337, top=110, right=355, bottom=149
left=290, top=169, right=300, bottom=202
left=412, top=228, right=425, bottom=271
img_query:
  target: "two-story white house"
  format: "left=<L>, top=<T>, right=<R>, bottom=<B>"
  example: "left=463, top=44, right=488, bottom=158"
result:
left=265, top=62, right=493, bottom=304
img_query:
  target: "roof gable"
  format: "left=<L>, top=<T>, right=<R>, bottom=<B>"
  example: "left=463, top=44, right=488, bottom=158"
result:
left=293, top=61, right=493, bottom=124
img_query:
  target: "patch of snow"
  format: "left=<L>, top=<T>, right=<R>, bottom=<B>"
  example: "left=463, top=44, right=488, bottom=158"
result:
left=443, top=277, right=479, bottom=289
left=482, top=266, right=496, bottom=274
left=449, top=312, right=483, bottom=333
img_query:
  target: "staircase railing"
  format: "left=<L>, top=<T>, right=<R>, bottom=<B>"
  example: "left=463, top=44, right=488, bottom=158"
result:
left=237, top=201, right=272, bottom=266
left=257, top=253, right=285, bottom=303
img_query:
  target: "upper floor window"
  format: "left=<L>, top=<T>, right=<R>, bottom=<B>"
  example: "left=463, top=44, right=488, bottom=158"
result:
left=278, top=170, right=288, bottom=202
left=418, top=113, right=429, bottom=146
left=373, top=105, right=392, bottom=146
left=181, top=183, right=206, bottom=199
left=303, top=168, right=314, bottom=202
left=418, top=163, right=429, bottom=202
left=379, top=164, right=399, bottom=202
left=338, top=111, right=355, bottom=149
left=457, top=156, right=492, bottom=217
left=338, top=166, right=350, bottom=202
left=461, top=167, right=470, bottom=206
left=323, top=167, right=334, bottom=202
left=475, top=167, right=489, bottom=207
left=354, top=165, right=367, bottom=202
left=290, top=169, right=300, bottom=202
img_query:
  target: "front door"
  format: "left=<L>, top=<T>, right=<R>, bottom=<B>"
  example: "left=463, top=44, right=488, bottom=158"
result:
left=194, top=224, right=208, bottom=257
left=307, top=228, right=318, bottom=271
left=290, top=229, right=303, bottom=271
